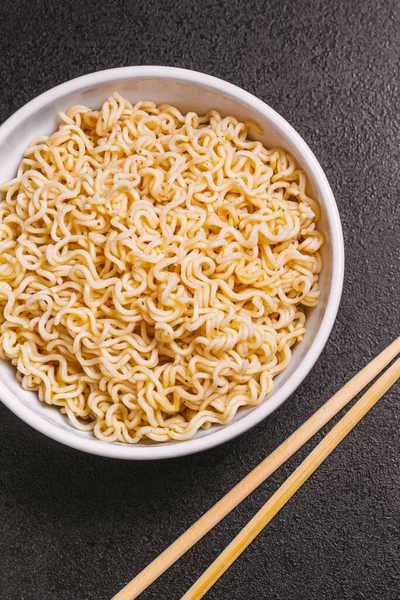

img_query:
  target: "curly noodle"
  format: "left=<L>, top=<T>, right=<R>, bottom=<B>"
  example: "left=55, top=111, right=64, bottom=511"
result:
left=0, top=93, right=323, bottom=443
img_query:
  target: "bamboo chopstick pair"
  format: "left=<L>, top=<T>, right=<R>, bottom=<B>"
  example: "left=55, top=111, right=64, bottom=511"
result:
left=112, top=337, right=400, bottom=600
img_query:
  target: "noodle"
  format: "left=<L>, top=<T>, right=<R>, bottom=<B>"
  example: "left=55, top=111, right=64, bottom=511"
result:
left=0, top=93, right=323, bottom=444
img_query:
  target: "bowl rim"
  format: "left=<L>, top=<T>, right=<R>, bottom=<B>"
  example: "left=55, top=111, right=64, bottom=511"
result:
left=0, top=65, right=344, bottom=460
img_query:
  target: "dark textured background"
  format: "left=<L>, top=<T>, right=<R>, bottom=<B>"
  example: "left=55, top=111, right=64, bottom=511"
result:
left=0, top=0, right=399, bottom=599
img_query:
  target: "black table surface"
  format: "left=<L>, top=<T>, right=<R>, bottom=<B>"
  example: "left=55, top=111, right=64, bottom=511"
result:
left=0, top=1, right=399, bottom=599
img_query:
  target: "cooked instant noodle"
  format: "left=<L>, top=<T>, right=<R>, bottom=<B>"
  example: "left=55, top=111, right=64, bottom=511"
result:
left=0, top=93, right=323, bottom=443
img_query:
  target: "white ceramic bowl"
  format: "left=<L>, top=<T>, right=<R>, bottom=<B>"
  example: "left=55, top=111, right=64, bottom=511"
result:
left=0, top=66, right=344, bottom=459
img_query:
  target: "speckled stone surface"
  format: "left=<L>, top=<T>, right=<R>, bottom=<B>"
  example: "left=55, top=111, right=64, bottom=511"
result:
left=0, top=0, right=399, bottom=599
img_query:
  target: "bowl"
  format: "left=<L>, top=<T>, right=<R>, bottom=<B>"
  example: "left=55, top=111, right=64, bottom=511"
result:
left=0, top=66, right=344, bottom=459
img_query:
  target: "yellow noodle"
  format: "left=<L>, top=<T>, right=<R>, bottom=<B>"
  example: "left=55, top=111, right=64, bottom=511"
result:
left=0, top=93, right=323, bottom=444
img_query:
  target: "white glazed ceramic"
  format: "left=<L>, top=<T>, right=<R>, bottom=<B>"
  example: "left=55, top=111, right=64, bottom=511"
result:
left=0, top=66, right=344, bottom=459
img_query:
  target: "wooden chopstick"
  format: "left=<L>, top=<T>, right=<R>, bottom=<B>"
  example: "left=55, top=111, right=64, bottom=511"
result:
left=182, top=356, right=400, bottom=599
left=112, top=337, right=400, bottom=600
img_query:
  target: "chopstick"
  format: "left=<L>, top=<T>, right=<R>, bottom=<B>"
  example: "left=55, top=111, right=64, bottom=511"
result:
left=182, top=356, right=400, bottom=599
left=112, top=337, right=400, bottom=600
